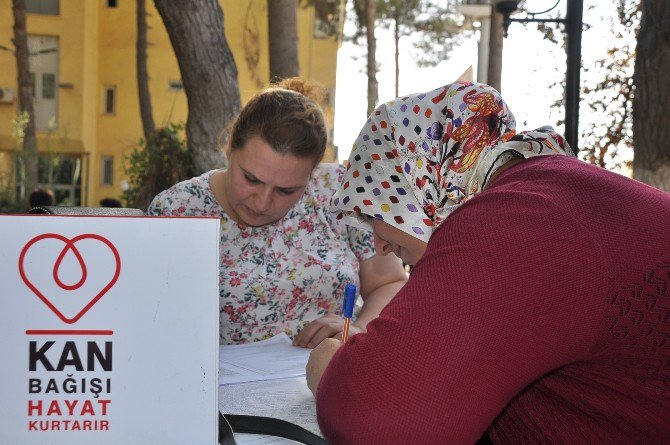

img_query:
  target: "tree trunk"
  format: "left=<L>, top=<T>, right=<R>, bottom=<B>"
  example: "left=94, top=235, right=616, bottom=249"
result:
left=268, top=0, right=300, bottom=81
left=393, top=11, right=399, bottom=98
left=12, top=0, right=38, bottom=197
left=487, top=1, right=504, bottom=93
left=137, top=0, right=155, bottom=141
left=154, top=0, right=241, bottom=173
left=632, top=0, right=670, bottom=191
left=365, top=0, right=378, bottom=115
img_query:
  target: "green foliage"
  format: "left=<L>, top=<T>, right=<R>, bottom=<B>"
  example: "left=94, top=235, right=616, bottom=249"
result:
left=0, top=112, right=30, bottom=213
left=348, top=0, right=463, bottom=66
left=579, top=0, right=639, bottom=170
left=378, top=0, right=463, bottom=67
left=0, top=152, right=24, bottom=214
left=539, top=1, right=640, bottom=170
left=301, top=0, right=342, bottom=39
left=409, top=1, right=465, bottom=68
left=123, top=123, right=195, bottom=211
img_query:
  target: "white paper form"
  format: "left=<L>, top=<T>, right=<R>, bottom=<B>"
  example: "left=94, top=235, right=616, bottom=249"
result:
left=219, top=334, right=323, bottom=444
left=233, top=434, right=296, bottom=445
left=219, top=333, right=312, bottom=385
left=219, top=376, right=321, bottom=442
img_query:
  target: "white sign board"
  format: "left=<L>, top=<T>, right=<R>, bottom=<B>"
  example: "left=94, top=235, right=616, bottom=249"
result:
left=0, top=215, right=220, bottom=445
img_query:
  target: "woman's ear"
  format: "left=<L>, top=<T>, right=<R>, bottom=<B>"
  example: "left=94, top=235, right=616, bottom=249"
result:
left=225, top=143, right=233, bottom=160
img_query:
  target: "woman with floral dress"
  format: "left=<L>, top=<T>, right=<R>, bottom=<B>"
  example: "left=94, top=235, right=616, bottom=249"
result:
left=148, top=78, right=407, bottom=346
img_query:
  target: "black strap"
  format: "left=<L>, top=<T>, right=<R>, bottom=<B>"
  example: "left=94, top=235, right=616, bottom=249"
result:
left=219, top=412, right=237, bottom=445
left=219, top=412, right=329, bottom=445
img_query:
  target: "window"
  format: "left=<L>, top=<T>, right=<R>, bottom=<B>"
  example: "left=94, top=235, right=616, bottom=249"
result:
left=168, top=79, right=184, bottom=92
left=107, top=0, right=118, bottom=7
left=28, top=36, right=59, bottom=131
left=101, top=156, right=114, bottom=186
left=313, top=0, right=340, bottom=39
left=104, top=86, right=116, bottom=114
left=36, top=154, right=83, bottom=206
left=42, top=73, right=56, bottom=99
left=26, top=0, right=60, bottom=15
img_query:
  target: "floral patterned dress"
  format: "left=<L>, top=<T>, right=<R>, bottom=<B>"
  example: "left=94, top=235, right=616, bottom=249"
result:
left=147, top=163, right=375, bottom=344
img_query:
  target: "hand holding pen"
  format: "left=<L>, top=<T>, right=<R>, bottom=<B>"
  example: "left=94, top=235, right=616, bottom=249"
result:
left=306, top=284, right=356, bottom=395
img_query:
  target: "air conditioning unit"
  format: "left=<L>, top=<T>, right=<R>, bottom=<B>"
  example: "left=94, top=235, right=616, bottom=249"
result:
left=0, top=87, right=15, bottom=104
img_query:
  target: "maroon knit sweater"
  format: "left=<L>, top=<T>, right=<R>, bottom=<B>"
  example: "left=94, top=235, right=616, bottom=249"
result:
left=317, top=155, right=670, bottom=444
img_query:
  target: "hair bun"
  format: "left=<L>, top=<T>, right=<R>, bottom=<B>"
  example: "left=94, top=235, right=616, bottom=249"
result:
left=274, top=77, right=326, bottom=107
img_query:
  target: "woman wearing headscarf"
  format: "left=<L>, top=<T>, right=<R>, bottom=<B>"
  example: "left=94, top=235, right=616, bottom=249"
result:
left=306, top=82, right=670, bottom=444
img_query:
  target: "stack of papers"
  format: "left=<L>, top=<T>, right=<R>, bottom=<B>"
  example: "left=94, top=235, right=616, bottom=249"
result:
left=218, top=334, right=322, bottom=443
left=219, top=333, right=312, bottom=385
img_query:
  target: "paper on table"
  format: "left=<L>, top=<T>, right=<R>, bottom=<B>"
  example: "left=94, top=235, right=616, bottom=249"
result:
left=219, top=376, right=321, bottom=438
left=219, top=333, right=311, bottom=385
left=233, top=434, right=291, bottom=445
left=219, top=334, right=322, bottom=443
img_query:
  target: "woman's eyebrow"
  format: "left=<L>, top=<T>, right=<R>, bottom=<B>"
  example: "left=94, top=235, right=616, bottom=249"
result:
left=241, top=168, right=263, bottom=183
left=277, top=181, right=309, bottom=191
left=241, top=167, right=307, bottom=190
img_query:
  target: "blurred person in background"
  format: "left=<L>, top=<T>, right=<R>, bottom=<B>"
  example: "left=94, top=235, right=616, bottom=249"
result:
left=28, top=188, right=54, bottom=209
left=99, top=197, right=122, bottom=208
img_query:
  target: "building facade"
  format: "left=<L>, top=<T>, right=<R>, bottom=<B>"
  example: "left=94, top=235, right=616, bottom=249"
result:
left=0, top=0, right=343, bottom=208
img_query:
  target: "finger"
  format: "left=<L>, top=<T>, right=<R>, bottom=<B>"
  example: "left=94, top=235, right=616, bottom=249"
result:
left=294, top=315, right=340, bottom=347
left=307, top=324, right=341, bottom=349
left=293, top=328, right=307, bottom=346
left=294, top=318, right=326, bottom=346
left=294, top=320, right=325, bottom=348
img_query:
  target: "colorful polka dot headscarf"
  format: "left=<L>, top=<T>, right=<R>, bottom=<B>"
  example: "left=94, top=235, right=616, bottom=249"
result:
left=331, top=81, right=574, bottom=243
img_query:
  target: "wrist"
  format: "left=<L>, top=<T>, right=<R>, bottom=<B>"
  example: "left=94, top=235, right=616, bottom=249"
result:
left=351, top=321, right=367, bottom=333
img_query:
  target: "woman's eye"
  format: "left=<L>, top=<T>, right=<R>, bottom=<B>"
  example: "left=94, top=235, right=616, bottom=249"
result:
left=244, top=175, right=260, bottom=184
left=277, top=189, right=295, bottom=196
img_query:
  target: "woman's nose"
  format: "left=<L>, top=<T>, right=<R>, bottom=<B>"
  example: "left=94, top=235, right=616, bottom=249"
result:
left=373, top=233, right=393, bottom=256
left=254, top=188, right=273, bottom=213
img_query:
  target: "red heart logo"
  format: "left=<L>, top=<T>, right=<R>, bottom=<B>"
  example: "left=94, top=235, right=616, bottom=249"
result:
left=18, top=233, right=121, bottom=324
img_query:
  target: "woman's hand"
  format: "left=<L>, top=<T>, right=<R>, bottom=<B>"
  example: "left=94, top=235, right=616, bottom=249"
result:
left=293, top=314, right=364, bottom=348
left=306, top=338, right=341, bottom=396
left=294, top=252, right=407, bottom=349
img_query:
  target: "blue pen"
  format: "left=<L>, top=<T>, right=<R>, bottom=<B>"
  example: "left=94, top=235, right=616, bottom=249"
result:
left=341, top=284, right=357, bottom=342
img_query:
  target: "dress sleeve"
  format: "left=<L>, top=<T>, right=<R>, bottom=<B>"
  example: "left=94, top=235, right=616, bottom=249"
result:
left=145, top=175, right=213, bottom=217
left=146, top=187, right=184, bottom=216
left=315, top=189, right=605, bottom=444
left=146, top=192, right=167, bottom=215
left=346, top=225, right=375, bottom=262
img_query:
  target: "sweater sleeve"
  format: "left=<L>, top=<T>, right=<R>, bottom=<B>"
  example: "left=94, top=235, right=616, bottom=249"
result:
left=315, top=188, right=606, bottom=445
